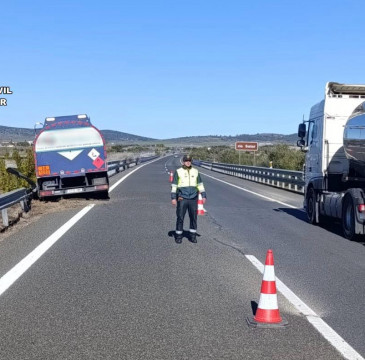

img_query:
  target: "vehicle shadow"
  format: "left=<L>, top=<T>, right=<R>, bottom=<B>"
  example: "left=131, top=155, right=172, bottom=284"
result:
left=40, top=192, right=110, bottom=202
left=274, top=208, right=307, bottom=222
left=277, top=207, right=365, bottom=245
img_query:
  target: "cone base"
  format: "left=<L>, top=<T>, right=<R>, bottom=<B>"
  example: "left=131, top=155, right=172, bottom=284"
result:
left=246, top=316, right=289, bottom=328
left=254, top=308, right=282, bottom=323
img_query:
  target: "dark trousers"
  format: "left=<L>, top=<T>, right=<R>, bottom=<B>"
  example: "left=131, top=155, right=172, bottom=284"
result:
left=176, top=198, right=198, bottom=234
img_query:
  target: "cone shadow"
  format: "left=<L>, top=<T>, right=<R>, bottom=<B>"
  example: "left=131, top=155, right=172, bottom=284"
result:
left=250, top=301, right=258, bottom=316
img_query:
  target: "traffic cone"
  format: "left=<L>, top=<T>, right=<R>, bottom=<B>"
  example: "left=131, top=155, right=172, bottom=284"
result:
left=247, top=250, right=288, bottom=328
left=169, top=171, right=173, bottom=182
left=197, top=193, right=205, bottom=215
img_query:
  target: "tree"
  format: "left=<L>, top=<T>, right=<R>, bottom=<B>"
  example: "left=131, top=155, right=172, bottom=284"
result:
left=268, top=144, right=305, bottom=171
left=189, top=144, right=304, bottom=170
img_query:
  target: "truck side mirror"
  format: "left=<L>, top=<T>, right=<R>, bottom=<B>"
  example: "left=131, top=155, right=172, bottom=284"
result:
left=298, top=123, right=306, bottom=138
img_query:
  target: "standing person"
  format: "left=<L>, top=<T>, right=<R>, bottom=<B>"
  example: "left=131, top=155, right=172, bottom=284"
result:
left=171, top=155, right=207, bottom=244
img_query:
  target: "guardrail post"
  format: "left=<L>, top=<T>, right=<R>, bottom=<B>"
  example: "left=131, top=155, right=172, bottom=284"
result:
left=294, top=176, right=298, bottom=192
left=20, top=199, right=30, bottom=213
left=2, top=209, right=9, bottom=227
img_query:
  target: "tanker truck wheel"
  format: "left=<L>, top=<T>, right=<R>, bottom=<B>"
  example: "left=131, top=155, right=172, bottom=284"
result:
left=307, top=187, right=319, bottom=225
left=342, top=195, right=356, bottom=240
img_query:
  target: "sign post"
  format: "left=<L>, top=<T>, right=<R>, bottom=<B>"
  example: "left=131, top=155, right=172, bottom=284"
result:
left=235, top=142, right=259, bottom=165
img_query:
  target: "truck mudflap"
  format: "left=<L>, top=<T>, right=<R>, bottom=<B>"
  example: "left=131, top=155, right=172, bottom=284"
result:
left=342, top=188, right=365, bottom=239
left=39, top=184, right=109, bottom=198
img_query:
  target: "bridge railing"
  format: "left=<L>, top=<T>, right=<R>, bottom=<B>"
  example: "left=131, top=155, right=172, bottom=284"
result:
left=194, top=160, right=305, bottom=194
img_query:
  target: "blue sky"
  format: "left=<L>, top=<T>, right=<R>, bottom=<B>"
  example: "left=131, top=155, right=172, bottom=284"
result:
left=1, top=0, right=364, bottom=139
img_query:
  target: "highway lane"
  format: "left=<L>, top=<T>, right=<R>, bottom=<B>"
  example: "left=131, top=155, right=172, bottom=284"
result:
left=0, top=164, right=144, bottom=277
left=0, top=157, right=359, bottom=359
left=193, top=163, right=365, bottom=358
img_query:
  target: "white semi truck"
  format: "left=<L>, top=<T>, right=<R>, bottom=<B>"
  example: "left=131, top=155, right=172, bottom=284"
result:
left=298, top=82, right=365, bottom=240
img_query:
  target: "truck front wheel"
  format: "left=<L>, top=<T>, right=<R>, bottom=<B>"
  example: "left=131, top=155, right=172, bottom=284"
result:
left=307, top=187, right=319, bottom=225
left=342, top=195, right=356, bottom=240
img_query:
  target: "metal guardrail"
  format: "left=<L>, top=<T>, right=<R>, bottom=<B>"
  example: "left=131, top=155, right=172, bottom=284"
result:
left=107, top=158, right=140, bottom=176
left=138, top=155, right=160, bottom=163
left=1, top=155, right=161, bottom=230
left=194, top=160, right=305, bottom=193
left=0, top=188, right=32, bottom=227
left=107, top=155, right=160, bottom=176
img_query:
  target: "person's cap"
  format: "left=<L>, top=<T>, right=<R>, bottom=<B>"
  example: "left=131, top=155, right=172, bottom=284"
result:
left=183, top=155, right=192, bottom=162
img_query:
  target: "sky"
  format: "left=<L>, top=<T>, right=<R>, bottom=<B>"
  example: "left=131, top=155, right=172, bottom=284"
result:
left=1, top=0, right=365, bottom=139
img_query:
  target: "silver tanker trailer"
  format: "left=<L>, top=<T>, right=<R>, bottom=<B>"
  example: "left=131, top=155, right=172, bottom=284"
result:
left=298, top=82, right=365, bottom=240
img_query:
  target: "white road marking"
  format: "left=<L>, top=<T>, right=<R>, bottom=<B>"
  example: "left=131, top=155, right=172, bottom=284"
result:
left=0, top=158, right=161, bottom=297
left=109, top=157, right=162, bottom=193
left=200, top=171, right=298, bottom=209
left=1, top=159, right=360, bottom=359
left=0, top=204, right=95, bottom=297
left=200, top=171, right=363, bottom=358
left=246, top=255, right=364, bottom=360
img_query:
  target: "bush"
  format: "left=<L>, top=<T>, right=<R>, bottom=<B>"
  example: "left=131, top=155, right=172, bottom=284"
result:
left=190, top=144, right=304, bottom=170
left=265, top=144, right=305, bottom=171
left=0, top=148, right=36, bottom=193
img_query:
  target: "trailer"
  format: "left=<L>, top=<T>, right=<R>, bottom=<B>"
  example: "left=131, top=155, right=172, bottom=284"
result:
left=34, top=114, right=109, bottom=199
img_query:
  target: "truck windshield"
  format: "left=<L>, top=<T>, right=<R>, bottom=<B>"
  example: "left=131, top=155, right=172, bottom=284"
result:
left=35, top=127, right=103, bottom=152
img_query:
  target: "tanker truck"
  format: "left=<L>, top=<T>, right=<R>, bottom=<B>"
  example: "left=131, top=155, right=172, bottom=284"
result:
left=34, top=114, right=109, bottom=199
left=297, top=82, right=365, bottom=240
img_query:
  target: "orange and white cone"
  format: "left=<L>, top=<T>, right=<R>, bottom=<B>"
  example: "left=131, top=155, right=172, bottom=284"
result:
left=247, top=249, right=288, bottom=328
left=197, top=193, right=205, bottom=215
left=169, top=171, right=173, bottom=183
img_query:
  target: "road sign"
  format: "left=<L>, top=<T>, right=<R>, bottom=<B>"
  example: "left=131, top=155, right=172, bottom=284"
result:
left=235, top=142, right=258, bottom=151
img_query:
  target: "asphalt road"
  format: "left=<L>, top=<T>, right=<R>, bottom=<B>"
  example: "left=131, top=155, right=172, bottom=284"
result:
left=0, top=156, right=363, bottom=359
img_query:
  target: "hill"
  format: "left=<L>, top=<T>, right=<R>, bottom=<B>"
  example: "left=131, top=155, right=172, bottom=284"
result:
left=0, top=125, right=35, bottom=142
left=161, top=133, right=298, bottom=146
left=0, top=125, right=156, bottom=143
left=100, top=130, right=155, bottom=142
left=0, top=125, right=297, bottom=145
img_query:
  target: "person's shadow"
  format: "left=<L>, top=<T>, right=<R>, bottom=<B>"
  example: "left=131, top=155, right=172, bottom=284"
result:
left=168, top=230, right=200, bottom=243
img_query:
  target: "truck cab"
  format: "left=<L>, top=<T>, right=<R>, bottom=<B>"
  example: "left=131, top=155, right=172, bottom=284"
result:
left=298, top=83, right=365, bottom=239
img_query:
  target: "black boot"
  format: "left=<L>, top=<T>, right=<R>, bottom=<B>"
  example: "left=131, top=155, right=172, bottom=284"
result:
left=190, top=233, right=197, bottom=243
left=175, top=234, right=182, bottom=244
